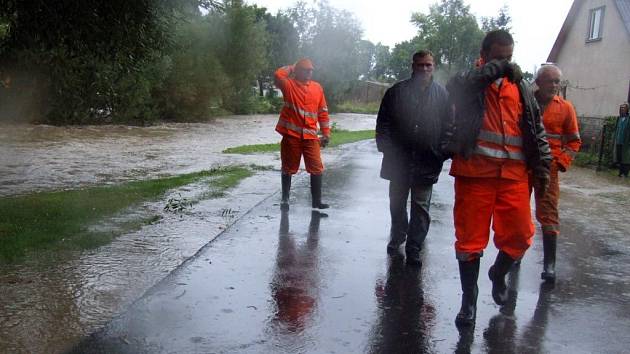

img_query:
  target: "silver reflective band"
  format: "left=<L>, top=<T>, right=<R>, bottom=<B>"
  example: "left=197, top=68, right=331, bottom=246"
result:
left=277, top=119, right=318, bottom=136
left=320, top=107, right=328, bottom=112
left=478, top=129, right=523, bottom=147
left=284, top=102, right=318, bottom=118
left=546, top=132, right=581, bottom=142
left=474, top=145, right=525, bottom=160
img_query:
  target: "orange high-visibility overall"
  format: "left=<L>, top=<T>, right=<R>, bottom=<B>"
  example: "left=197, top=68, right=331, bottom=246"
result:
left=450, top=78, right=534, bottom=261
left=534, top=95, right=581, bottom=235
left=275, top=66, right=330, bottom=175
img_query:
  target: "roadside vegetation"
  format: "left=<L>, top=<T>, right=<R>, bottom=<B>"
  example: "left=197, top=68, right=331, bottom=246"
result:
left=222, top=129, right=375, bottom=154
left=0, top=166, right=255, bottom=263
left=336, top=101, right=381, bottom=114
left=573, top=117, right=618, bottom=175
left=1, top=0, right=513, bottom=125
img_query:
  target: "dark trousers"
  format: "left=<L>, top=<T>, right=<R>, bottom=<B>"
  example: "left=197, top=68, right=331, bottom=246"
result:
left=388, top=181, right=433, bottom=252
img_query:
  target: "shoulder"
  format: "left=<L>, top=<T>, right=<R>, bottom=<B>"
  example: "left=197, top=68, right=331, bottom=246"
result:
left=554, top=96, right=576, bottom=113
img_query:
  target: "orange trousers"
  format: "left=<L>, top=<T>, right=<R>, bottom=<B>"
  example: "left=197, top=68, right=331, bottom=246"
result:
left=454, top=177, right=534, bottom=261
left=280, top=135, right=324, bottom=175
left=534, top=161, right=560, bottom=236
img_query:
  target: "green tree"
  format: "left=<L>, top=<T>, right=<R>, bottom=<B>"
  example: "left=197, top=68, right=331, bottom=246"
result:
left=371, top=43, right=392, bottom=81
left=288, top=0, right=365, bottom=105
left=481, top=5, right=512, bottom=32
left=411, top=0, right=484, bottom=76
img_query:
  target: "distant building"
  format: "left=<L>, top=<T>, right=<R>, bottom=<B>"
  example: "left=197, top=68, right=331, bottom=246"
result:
left=547, top=0, right=630, bottom=141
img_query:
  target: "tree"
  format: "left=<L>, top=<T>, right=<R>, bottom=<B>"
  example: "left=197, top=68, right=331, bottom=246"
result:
left=411, top=0, right=484, bottom=76
left=371, top=43, right=392, bottom=81
left=481, top=5, right=512, bottom=32
left=288, top=0, right=365, bottom=105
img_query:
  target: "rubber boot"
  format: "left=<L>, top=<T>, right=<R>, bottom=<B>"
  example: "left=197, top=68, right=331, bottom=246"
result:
left=488, top=251, right=516, bottom=306
left=541, top=233, right=557, bottom=283
left=455, top=258, right=480, bottom=327
left=280, top=174, right=291, bottom=210
left=310, top=174, right=329, bottom=209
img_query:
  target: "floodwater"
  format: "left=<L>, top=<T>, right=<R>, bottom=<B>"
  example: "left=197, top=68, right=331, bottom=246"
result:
left=0, top=113, right=375, bottom=197
left=0, top=114, right=375, bottom=354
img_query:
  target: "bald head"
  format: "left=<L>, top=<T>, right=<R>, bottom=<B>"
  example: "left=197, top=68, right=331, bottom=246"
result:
left=536, top=64, right=562, bottom=103
left=536, top=64, right=562, bottom=80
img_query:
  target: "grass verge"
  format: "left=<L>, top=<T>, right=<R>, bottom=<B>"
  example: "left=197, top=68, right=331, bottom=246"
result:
left=0, top=166, right=253, bottom=263
left=336, top=101, right=381, bottom=114
left=222, top=129, right=375, bottom=154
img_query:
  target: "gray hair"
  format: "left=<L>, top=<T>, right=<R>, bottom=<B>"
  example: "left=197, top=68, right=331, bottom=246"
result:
left=536, top=64, right=562, bottom=80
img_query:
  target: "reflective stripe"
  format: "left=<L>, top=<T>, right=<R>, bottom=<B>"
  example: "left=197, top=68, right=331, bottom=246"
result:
left=478, top=129, right=523, bottom=147
left=474, top=145, right=525, bottom=161
left=319, top=107, right=328, bottom=112
left=284, top=102, right=318, bottom=118
left=277, top=118, right=318, bottom=136
left=546, top=132, right=581, bottom=142
left=456, top=250, right=484, bottom=261
left=319, top=121, right=330, bottom=128
left=542, top=224, right=559, bottom=233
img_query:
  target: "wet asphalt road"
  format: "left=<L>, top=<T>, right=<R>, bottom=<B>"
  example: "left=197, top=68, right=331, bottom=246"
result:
left=72, top=140, right=630, bottom=354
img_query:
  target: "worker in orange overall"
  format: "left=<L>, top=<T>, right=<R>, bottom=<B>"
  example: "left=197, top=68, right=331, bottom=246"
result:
left=533, top=64, right=581, bottom=283
left=446, top=30, right=552, bottom=327
left=274, top=59, right=331, bottom=210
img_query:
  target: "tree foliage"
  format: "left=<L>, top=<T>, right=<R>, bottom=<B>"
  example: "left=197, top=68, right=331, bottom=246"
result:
left=481, top=5, right=512, bottom=32
left=0, top=0, right=515, bottom=124
left=411, top=0, right=484, bottom=76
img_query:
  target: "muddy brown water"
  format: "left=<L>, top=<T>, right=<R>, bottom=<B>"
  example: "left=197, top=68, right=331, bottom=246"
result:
left=0, top=114, right=375, bottom=354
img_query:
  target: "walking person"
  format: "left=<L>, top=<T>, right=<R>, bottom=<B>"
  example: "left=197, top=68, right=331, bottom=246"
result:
left=533, top=64, right=582, bottom=282
left=613, top=103, right=630, bottom=177
left=274, top=59, right=331, bottom=210
left=375, top=50, right=451, bottom=266
left=446, top=30, right=551, bottom=326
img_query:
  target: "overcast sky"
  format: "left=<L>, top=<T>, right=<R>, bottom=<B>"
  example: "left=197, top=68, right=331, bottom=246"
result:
left=248, top=0, right=574, bottom=73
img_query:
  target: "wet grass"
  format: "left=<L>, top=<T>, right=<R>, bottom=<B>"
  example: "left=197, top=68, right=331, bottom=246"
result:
left=336, top=101, right=381, bottom=114
left=0, top=166, right=253, bottom=263
left=222, top=129, right=375, bottom=154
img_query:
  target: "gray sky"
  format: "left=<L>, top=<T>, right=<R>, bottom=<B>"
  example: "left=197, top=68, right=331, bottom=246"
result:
left=249, top=0, right=574, bottom=73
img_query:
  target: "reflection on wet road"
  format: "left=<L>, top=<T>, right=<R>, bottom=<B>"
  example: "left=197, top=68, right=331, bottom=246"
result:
left=71, top=140, right=630, bottom=353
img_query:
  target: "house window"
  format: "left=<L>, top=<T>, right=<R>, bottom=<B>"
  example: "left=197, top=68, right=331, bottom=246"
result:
left=587, top=6, right=605, bottom=41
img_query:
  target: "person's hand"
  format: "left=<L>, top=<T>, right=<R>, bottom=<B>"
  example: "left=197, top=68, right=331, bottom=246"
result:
left=504, top=62, right=523, bottom=83
left=319, top=135, right=330, bottom=148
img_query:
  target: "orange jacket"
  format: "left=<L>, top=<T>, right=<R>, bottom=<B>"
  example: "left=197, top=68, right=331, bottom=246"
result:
left=274, top=65, right=330, bottom=140
left=450, top=78, right=528, bottom=181
left=540, top=95, right=581, bottom=171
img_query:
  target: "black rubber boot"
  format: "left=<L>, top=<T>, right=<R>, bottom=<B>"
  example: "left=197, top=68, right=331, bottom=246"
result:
left=310, top=174, right=329, bottom=209
left=455, top=258, right=480, bottom=327
left=541, top=233, right=557, bottom=283
left=488, top=251, right=516, bottom=306
left=280, top=174, right=291, bottom=210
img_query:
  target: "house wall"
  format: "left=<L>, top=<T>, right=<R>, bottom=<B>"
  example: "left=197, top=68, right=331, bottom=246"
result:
left=555, top=0, right=630, bottom=121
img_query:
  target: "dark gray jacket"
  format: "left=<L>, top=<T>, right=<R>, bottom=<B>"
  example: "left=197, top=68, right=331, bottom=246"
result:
left=445, top=60, right=551, bottom=177
left=376, top=77, right=451, bottom=185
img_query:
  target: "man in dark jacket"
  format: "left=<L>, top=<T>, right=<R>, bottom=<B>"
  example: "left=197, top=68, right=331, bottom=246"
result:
left=375, top=50, right=451, bottom=266
left=446, top=30, right=551, bottom=327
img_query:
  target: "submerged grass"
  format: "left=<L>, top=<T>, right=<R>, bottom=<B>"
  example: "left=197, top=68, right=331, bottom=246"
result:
left=222, top=129, right=375, bottom=154
left=0, top=166, right=253, bottom=262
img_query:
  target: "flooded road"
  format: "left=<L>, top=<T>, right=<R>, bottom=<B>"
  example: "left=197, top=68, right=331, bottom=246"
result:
left=0, top=114, right=375, bottom=354
left=0, top=113, right=375, bottom=196
left=72, top=141, right=630, bottom=354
